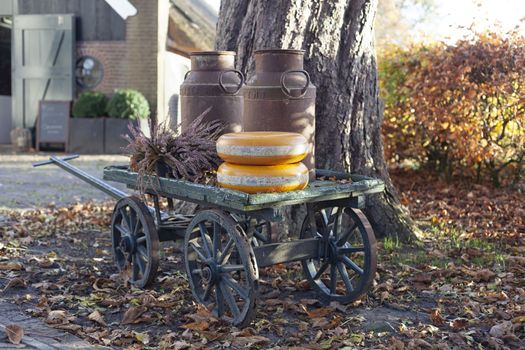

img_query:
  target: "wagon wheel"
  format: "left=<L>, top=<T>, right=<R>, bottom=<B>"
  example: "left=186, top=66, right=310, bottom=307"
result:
left=300, top=204, right=377, bottom=303
left=184, top=210, right=258, bottom=327
left=111, top=196, right=160, bottom=288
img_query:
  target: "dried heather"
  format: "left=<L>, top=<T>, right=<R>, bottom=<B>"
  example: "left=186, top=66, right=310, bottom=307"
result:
left=124, top=107, right=224, bottom=190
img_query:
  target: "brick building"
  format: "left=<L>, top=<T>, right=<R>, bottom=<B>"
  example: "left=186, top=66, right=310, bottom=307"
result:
left=0, top=0, right=216, bottom=144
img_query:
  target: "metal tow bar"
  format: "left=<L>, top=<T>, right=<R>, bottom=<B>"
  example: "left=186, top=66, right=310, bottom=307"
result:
left=33, top=155, right=128, bottom=200
left=33, top=155, right=168, bottom=221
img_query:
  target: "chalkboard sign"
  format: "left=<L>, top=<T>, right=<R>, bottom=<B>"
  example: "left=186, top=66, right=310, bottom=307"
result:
left=37, top=101, right=70, bottom=151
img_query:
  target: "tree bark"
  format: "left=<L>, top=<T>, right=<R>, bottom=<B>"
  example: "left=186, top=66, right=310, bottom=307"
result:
left=216, top=0, right=419, bottom=241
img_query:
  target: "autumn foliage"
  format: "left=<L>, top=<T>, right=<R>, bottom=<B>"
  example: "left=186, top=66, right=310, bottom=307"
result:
left=379, top=31, right=525, bottom=186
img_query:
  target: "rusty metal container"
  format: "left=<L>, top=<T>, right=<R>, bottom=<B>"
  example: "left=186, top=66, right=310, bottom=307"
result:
left=243, top=49, right=316, bottom=179
left=180, top=51, right=244, bottom=133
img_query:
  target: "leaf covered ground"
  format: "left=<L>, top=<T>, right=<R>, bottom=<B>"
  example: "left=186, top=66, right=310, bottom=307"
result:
left=0, top=169, right=523, bottom=349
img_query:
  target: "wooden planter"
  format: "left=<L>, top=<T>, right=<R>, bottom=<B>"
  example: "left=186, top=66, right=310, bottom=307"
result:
left=104, top=118, right=137, bottom=154
left=69, top=118, right=104, bottom=154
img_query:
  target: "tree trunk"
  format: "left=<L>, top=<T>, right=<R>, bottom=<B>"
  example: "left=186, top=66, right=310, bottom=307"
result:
left=216, top=0, right=419, bottom=241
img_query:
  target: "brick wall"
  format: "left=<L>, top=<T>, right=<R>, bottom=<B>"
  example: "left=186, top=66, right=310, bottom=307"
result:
left=75, top=0, right=170, bottom=120
left=124, top=0, right=168, bottom=119
left=76, top=41, right=127, bottom=95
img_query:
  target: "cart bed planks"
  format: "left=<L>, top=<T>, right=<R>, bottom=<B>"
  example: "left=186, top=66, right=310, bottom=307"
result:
left=102, top=166, right=385, bottom=211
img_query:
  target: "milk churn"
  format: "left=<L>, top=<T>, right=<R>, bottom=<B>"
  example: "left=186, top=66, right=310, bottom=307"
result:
left=243, top=49, right=316, bottom=179
left=180, top=51, right=244, bottom=133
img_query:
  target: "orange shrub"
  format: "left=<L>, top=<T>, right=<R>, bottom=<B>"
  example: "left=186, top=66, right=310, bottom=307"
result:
left=379, top=32, right=525, bottom=186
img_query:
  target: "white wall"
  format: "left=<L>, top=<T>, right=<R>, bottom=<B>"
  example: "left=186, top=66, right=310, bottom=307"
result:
left=0, top=95, right=12, bottom=144
left=163, top=51, right=190, bottom=131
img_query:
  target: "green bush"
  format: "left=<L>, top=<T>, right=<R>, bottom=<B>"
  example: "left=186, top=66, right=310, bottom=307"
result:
left=71, top=91, right=108, bottom=118
left=106, top=89, right=150, bottom=120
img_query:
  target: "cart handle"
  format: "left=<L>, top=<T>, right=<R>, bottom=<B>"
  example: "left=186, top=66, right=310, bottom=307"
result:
left=33, top=154, right=79, bottom=167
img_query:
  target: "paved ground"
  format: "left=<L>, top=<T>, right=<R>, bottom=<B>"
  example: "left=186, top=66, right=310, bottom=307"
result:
left=0, top=301, right=109, bottom=349
left=0, top=154, right=129, bottom=210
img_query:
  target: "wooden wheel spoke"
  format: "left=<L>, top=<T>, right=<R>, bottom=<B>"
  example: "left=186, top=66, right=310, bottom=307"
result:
left=221, top=264, right=244, bottom=273
left=132, top=255, right=139, bottom=281
left=198, top=223, right=212, bottom=258
left=223, top=276, right=249, bottom=300
left=136, top=252, right=147, bottom=273
left=218, top=238, right=234, bottom=265
left=114, top=224, right=128, bottom=236
left=119, top=208, right=131, bottom=229
left=337, top=223, right=358, bottom=246
left=190, top=241, right=208, bottom=262
left=339, top=246, right=365, bottom=254
left=202, top=283, right=213, bottom=302
left=328, top=207, right=341, bottom=239
left=137, top=245, right=149, bottom=260
left=330, top=264, right=337, bottom=294
left=341, top=256, right=364, bottom=276
left=220, top=282, right=240, bottom=318
left=136, top=235, right=147, bottom=244
left=132, top=219, right=142, bottom=236
left=215, top=284, right=224, bottom=317
left=313, top=262, right=329, bottom=280
left=212, top=222, right=221, bottom=259
left=337, top=262, right=354, bottom=293
left=332, top=208, right=342, bottom=240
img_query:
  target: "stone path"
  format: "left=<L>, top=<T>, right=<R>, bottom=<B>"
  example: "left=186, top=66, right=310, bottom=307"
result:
left=0, top=300, right=109, bottom=349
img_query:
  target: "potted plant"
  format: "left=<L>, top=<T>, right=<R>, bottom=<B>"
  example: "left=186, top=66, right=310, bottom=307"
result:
left=69, top=91, right=107, bottom=154
left=104, top=88, right=150, bottom=154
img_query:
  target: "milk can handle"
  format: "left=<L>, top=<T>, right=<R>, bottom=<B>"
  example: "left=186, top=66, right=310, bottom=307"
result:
left=184, top=70, right=191, bottom=80
left=280, top=69, right=310, bottom=98
left=219, top=69, right=245, bottom=95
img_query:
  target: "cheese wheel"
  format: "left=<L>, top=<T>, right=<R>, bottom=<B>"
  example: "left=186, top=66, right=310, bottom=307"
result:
left=217, top=162, right=309, bottom=193
left=216, top=131, right=308, bottom=165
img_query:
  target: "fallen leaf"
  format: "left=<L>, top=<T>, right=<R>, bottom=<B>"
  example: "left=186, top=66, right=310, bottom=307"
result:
left=0, top=262, right=23, bottom=271
left=133, top=331, right=150, bottom=345
left=3, top=277, right=26, bottom=292
left=489, top=321, right=513, bottom=339
left=5, top=324, right=23, bottom=345
left=181, top=321, right=209, bottom=332
left=450, top=318, right=468, bottom=330
left=430, top=309, right=445, bottom=326
left=474, top=269, right=496, bottom=282
left=88, top=310, right=107, bottom=326
left=305, top=307, right=334, bottom=318
left=121, top=306, right=147, bottom=325
left=232, top=335, right=271, bottom=347
left=46, top=310, right=69, bottom=325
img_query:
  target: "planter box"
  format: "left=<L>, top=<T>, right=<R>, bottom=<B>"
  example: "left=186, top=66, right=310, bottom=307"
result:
left=104, top=118, right=137, bottom=154
left=0, top=96, right=12, bottom=144
left=68, top=118, right=104, bottom=154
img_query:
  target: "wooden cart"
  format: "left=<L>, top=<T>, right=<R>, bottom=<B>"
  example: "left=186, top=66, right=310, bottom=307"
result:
left=35, top=156, right=384, bottom=327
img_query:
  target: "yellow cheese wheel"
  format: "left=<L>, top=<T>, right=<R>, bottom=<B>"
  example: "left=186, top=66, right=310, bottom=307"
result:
left=217, top=162, right=309, bottom=194
left=216, top=131, right=309, bottom=165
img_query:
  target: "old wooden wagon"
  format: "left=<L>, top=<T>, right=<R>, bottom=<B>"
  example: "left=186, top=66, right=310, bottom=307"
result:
left=35, top=155, right=384, bottom=327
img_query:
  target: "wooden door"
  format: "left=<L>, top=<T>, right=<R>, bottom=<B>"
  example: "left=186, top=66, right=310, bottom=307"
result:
left=12, top=14, right=74, bottom=128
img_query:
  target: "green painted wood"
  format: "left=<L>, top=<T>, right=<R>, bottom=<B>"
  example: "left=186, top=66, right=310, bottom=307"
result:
left=12, top=14, right=75, bottom=129
left=103, top=166, right=385, bottom=212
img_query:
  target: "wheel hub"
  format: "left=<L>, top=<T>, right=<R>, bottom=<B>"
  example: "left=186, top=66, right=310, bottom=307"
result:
left=120, top=235, right=135, bottom=253
left=202, top=261, right=221, bottom=284
left=327, top=237, right=340, bottom=264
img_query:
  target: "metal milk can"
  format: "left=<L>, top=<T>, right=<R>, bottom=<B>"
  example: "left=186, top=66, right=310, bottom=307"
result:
left=180, top=51, right=244, bottom=134
left=243, top=49, right=316, bottom=179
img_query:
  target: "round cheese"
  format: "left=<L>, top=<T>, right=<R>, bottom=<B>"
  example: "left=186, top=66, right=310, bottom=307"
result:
left=217, top=162, right=309, bottom=193
left=216, top=131, right=309, bottom=165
